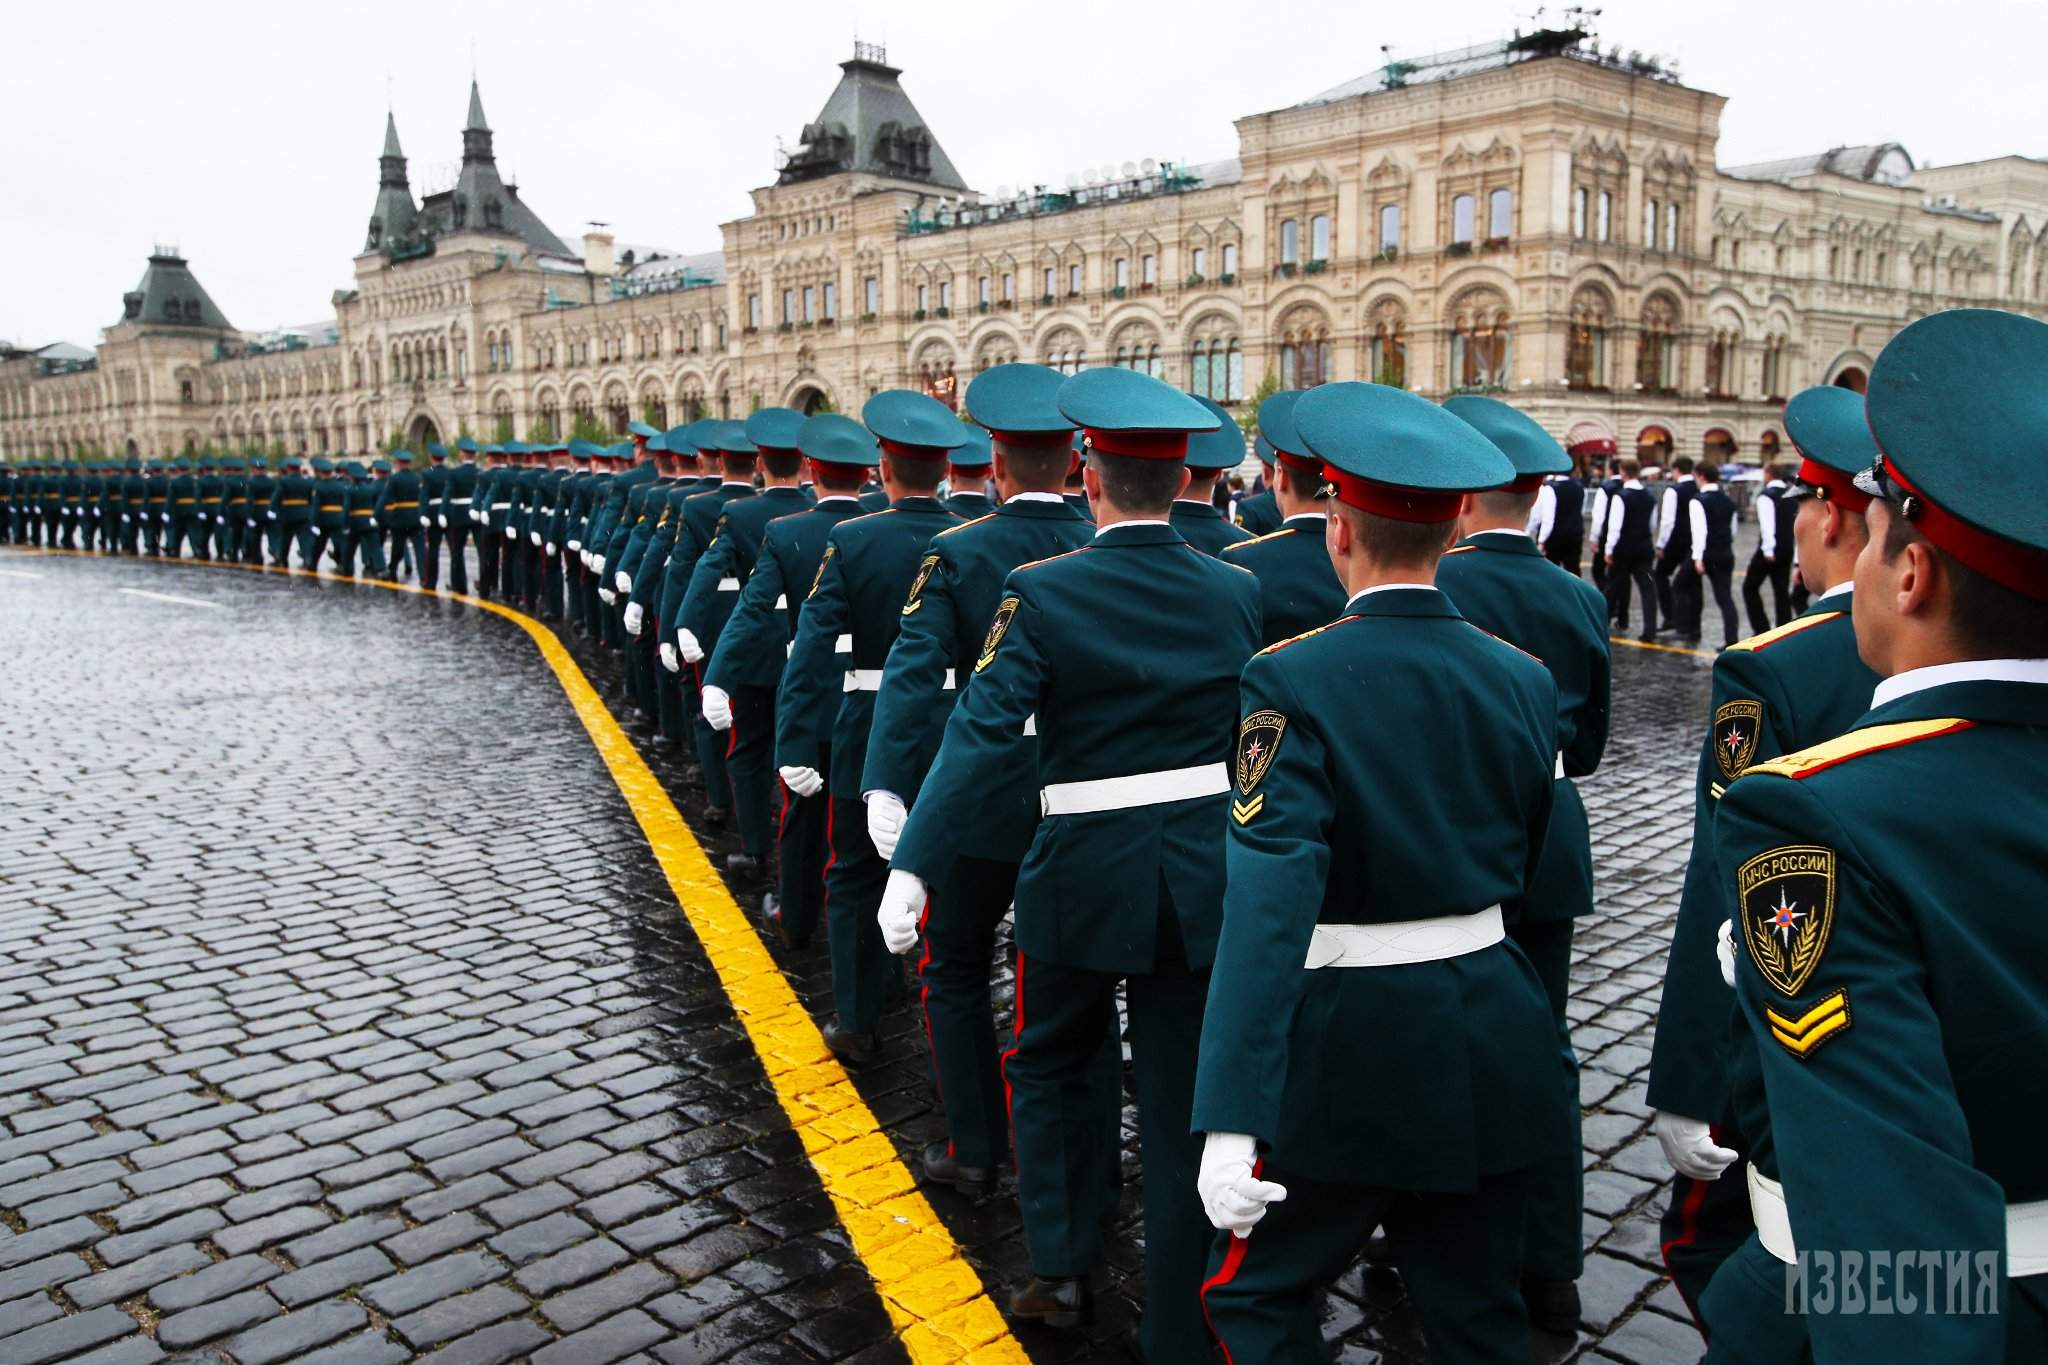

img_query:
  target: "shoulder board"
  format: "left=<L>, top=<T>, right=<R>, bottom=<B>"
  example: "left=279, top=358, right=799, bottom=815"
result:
left=1440, top=544, right=1478, bottom=556
left=1727, top=611, right=1844, bottom=653
left=1013, top=544, right=1093, bottom=574
left=1466, top=621, right=1543, bottom=664
left=1256, top=615, right=1360, bottom=657
left=936, top=512, right=999, bottom=539
left=1222, top=527, right=1296, bottom=552
left=1745, top=717, right=1976, bottom=781
left=1201, top=547, right=1257, bottom=575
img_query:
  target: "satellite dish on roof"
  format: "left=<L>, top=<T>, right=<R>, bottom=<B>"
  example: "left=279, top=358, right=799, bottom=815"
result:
left=1141, top=158, right=1157, bottom=176
left=1121, top=161, right=1137, bottom=179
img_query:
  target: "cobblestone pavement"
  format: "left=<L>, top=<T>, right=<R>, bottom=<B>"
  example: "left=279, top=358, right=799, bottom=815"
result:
left=0, top=547, right=1716, bottom=1364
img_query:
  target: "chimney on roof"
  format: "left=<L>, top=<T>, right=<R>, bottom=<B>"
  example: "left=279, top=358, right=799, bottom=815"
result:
left=583, top=231, right=616, bottom=277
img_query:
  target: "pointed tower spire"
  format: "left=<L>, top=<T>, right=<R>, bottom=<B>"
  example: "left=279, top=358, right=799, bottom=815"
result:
left=466, top=79, right=489, bottom=134
left=367, top=110, right=420, bottom=254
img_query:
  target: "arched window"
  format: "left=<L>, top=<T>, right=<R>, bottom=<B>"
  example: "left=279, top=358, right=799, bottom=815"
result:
left=1487, top=189, right=1511, bottom=241
left=1448, top=289, right=1512, bottom=390
left=1367, top=299, right=1408, bottom=389
left=1706, top=328, right=1740, bottom=399
left=1275, top=307, right=1331, bottom=389
left=1042, top=329, right=1085, bottom=377
left=1637, top=294, right=1680, bottom=393
left=1451, top=195, right=1475, bottom=247
left=1566, top=287, right=1612, bottom=391
left=1111, top=324, right=1163, bottom=378
left=1279, top=219, right=1300, bottom=266
left=1309, top=215, right=1330, bottom=262
left=1761, top=335, right=1788, bottom=401
left=1379, top=204, right=1402, bottom=254
left=1187, top=316, right=1243, bottom=402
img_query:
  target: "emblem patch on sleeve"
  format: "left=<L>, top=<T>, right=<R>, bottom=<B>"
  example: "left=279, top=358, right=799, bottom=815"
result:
left=1764, top=987, right=1851, bottom=1060
left=1737, top=845, right=1836, bottom=997
left=1714, top=700, right=1765, bottom=782
left=807, top=544, right=835, bottom=600
left=1232, top=710, right=1287, bottom=827
left=975, top=595, right=1019, bottom=673
left=903, top=554, right=940, bottom=617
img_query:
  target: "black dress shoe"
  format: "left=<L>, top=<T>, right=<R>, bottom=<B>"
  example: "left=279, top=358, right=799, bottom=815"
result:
left=1008, top=1275, right=1091, bottom=1328
left=821, top=1021, right=879, bottom=1066
left=727, top=851, right=762, bottom=877
left=700, top=805, right=729, bottom=828
left=1637, top=631, right=1656, bottom=644
left=1522, top=1277, right=1581, bottom=1334
left=922, top=1142, right=997, bottom=1189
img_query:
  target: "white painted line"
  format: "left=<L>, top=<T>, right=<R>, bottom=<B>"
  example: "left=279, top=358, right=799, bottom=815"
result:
left=117, top=588, right=223, bottom=610
left=0, top=569, right=43, bottom=580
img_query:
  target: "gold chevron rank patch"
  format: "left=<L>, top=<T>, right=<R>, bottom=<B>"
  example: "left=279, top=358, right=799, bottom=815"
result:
left=1765, top=988, right=1851, bottom=1060
left=1230, top=794, right=1264, bottom=825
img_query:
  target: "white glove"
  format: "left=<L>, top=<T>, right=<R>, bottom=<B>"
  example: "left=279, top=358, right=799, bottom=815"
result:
left=598, top=587, right=616, bottom=606
left=546, top=543, right=557, bottom=557
left=580, top=550, right=592, bottom=569
left=678, top=629, right=704, bottom=663
left=701, top=685, right=733, bottom=731
left=419, top=516, right=430, bottom=527
left=438, top=514, right=448, bottom=528
left=1652, top=1111, right=1739, bottom=1181
left=1717, top=918, right=1737, bottom=988
left=614, top=571, right=632, bottom=594
left=122, top=514, right=130, bottom=523
left=267, top=510, right=276, bottom=520
left=568, top=539, right=581, bottom=553
left=779, top=765, right=823, bottom=799
left=866, top=792, right=907, bottom=862
left=530, top=530, right=541, bottom=546
left=246, top=519, right=256, bottom=528
left=877, top=868, right=927, bottom=955
left=1198, top=1132, right=1288, bottom=1237
left=503, top=526, right=515, bottom=541
left=471, top=508, right=484, bottom=523
left=623, top=601, right=644, bottom=636
left=659, top=642, right=679, bottom=673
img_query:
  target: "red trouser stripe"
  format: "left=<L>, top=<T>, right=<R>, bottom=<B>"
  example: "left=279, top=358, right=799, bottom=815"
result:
left=1659, top=1124, right=1719, bottom=1331
left=1198, top=1162, right=1261, bottom=1365
left=1000, top=951, right=1025, bottom=1165
left=913, top=897, right=946, bottom=1150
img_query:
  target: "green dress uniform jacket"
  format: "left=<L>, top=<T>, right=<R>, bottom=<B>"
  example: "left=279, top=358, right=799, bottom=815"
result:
left=775, top=498, right=963, bottom=798
left=420, top=463, right=449, bottom=523
left=312, top=479, right=348, bottom=530
left=144, top=472, right=172, bottom=524
left=446, top=461, right=478, bottom=523
left=1218, top=514, right=1345, bottom=647
left=677, top=487, right=813, bottom=645
left=1704, top=675, right=2048, bottom=1363
left=861, top=496, right=1096, bottom=859
left=618, top=480, right=689, bottom=607
left=271, top=472, right=315, bottom=527
left=1169, top=497, right=1254, bottom=556
left=1191, top=586, right=1568, bottom=1185
left=705, top=497, right=866, bottom=694
left=1234, top=487, right=1281, bottom=534
left=121, top=471, right=148, bottom=527
left=375, top=467, right=421, bottom=529
left=1648, top=592, right=1878, bottom=1124
left=197, top=472, right=226, bottom=527
left=891, top=520, right=1262, bottom=975
left=653, top=483, right=756, bottom=624
left=944, top=489, right=993, bottom=518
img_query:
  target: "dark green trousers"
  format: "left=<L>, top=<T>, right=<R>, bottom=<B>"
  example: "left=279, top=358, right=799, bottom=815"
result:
left=773, top=768, right=830, bottom=946
left=1508, top=915, right=1585, bottom=1281
left=1661, top=1129, right=1754, bottom=1328
left=726, top=685, right=779, bottom=861
left=1202, top=1164, right=1534, bottom=1364
left=1008, top=940, right=1209, bottom=1364
left=824, top=793, right=895, bottom=1033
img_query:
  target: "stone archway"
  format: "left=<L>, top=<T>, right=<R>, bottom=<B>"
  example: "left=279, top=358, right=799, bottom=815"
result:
left=789, top=385, right=832, bottom=416
left=1831, top=367, right=1867, bottom=394
left=406, top=414, right=443, bottom=451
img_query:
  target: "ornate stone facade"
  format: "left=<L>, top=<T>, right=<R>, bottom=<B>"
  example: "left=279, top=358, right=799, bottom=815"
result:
left=7, top=32, right=2046, bottom=467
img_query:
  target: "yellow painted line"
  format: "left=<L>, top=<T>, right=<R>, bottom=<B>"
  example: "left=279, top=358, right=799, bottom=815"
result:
left=4, top=546, right=1027, bottom=1365
left=1610, top=632, right=1717, bottom=660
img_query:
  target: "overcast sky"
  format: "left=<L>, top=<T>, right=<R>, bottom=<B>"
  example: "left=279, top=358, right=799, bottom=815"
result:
left=5, top=0, right=2041, bottom=348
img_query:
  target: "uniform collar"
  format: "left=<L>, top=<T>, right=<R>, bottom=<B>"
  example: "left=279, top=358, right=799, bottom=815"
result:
left=1699, top=482, right=1721, bottom=494
left=1343, top=583, right=1458, bottom=619
left=1458, top=529, right=1541, bottom=555
left=1007, top=491, right=1066, bottom=504
left=1171, top=499, right=1222, bottom=519
left=1093, top=519, right=1184, bottom=546
left=999, top=496, right=1087, bottom=521
left=1870, top=658, right=2048, bottom=711
left=814, top=495, right=860, bottom=505
left=1282, top=512, right=1326, bottom=526
left=1624, top=478, right=1644, bottom=490
left=760, top=485, right=808, bottom=499
left=892, top=495, right=948, bottom=512
left=1813, top=580, right=1854, bottom=605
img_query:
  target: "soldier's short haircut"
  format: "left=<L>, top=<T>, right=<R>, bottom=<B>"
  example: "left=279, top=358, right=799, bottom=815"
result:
left=721, top=454, right=758, bottom=479
left=811, top=462, right=866, bottom=493
left=1470, top=487, right=1539, bottom=520
left=992, top=441, right=1068, bottom=490
left=1334, top=500, right=1457, bottom=566
left=1086, top=451, right=1184, bottom=516
left=1881, top=511, right=2048, bottom=657
left=883, top=453, right=946, bottom=493
left=760, top=450, right=803, bottom=479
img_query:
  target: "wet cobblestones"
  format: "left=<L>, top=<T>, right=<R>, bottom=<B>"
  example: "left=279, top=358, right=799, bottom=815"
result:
left=0, top=549, right=1714, bottom=1362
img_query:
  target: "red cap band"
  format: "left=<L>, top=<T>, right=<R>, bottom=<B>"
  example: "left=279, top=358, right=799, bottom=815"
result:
left=877, top=437, right=951, bottom=462
left=1323, top=467, right=1465, bottom=523
left=1796, top=457, right=1871, bottom=512
left=1883, top=458, right=2048, bottom=600
left=1068, top=451, right=1083, bottom=477
left=805, top=455, right=870, bottom=476
left=1508, top=473, right=1546, bottom=494
left=1275, top=449, right=1322, bottom=476
left=755, top=444, right=800, bottom=458
left=983, top=428, right=1075, bottom=449
left=948, top=460, right=992, bottom=473
left=1083, top=429, right=1190, bottom=461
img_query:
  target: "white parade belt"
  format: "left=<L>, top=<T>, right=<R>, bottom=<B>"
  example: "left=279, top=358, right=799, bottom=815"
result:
left=1748, top=1166, right=2048, bottom=1275
left=845, top=668, right=956, bottom=693
left=1040, top=762, right=1229, bottom=817
left=717, top=577, right=740, bottom=591
left=774, top=594, right=788, bottom=609
left=490, top=502, right=512, bottom=510
left=1304, top=905, right=1505, bottom=968
left=1555, top=752, right=1566, bottom=780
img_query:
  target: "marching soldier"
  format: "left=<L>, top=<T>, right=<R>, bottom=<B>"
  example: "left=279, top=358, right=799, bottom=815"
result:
left=1436, top=393, right=1615, bottom=1332
left=1702, top=307, right=2048, bottom=1361
left=777, top=391, right=965, bottom=1066
left=216, top=455, right=245, bottom=563
left=471, top=443, right=508, bottom=597
left=376, top=448, right=423, bottom=583
left=419, top=442, right=451, bottom=588
left=340, top=460, right=382, bottom=577
left=443, top=437, right=479, bottom=594
left=244, top=452, right=275, bottom=565
left=662, top=423, right=761, bottom=796
left=166, top=457, right=201, bottom=558
left=703, top=413, right=873, bottom=946
left=1234, top=437, right=1283, bottom=534
left=118, top=457, right=146, bottom=555
left=304, top=456, right=348, bottom=569
left=1192, top=380, right=1564, bottom=1362
left=1221, top=391, right=1345, bottom=646
left=877, top=368, right=1257, bottom=1353
left=269, top=456, right=315, bottom=566
left=194, top=454, right=225, bottom=560
left=1646, top=384, right=1881, bottom=1323
left=1171, top=403, right=1254, bottom=555
left=686, top=408, right=813, bottom=875
left=863, top=363, right=1113, bottom=1194
left=943, top=428, right=995, bottom=517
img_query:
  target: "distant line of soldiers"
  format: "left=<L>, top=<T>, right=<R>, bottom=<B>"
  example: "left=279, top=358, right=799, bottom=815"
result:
left=12, top=307, right=2043, bottom=1364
